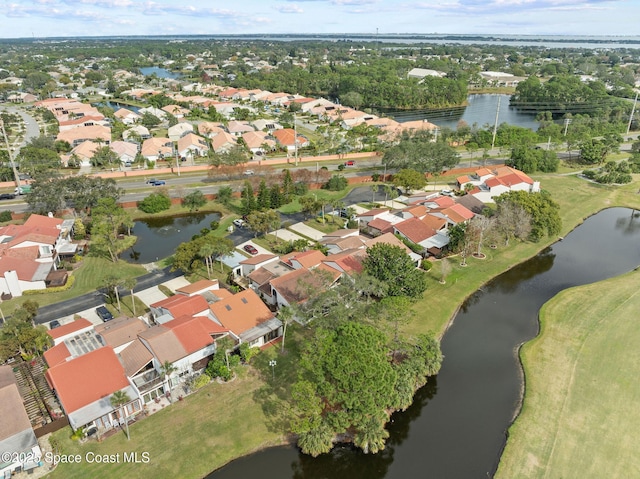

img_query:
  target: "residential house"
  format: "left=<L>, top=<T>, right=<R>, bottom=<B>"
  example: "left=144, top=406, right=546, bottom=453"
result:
left=45, top=347, right=142, bottom=432
left=149, top=294, right=210, bottom=324
left=272, top=129, right=309, bottom=152
left=162, top=104, right=190, bottom=119
left=0, top=367, right=42, bottom=476
left=46, top=318, right=93, bottom=346
left=123, top=125, right=151, bottom=142
left=168, top=122, right=194, bottom=141
left=58, top=115, right=109, bottom=132
left=246, top=260, right=294, bottom=304
left=110, top=140, right=138, bottom=165
left=227, top=120, right=255, bottom=137
left=210, top=130, right=237, bottom=153
left=234, top=253, right=279, bottom=279
left=407, top=68, right=447, bottom=79
left=114, top=108, right=142, bottom=125
left=242, top=130, right=276, bottom=155
left=0, top=214, right=76, bottom=297
left=175, top=279, right=219, bottom=297
left=458, top=166, right=539, bottom=203
left=269, top=264, right=341, bottom=309
left=95, top=317, right=149, bottom=354
left=198, top=121, right=226, bottom=139
left=56, top=125, right=111, bottom=147
left=251, top=119, right=282, bottom=132
left=177, top=132, right=209, bottom=159
left=141, top=137, right=173, bottom=161
left=393, top=217, right=438, bottom=252
left=209, top=289, right=282, bottom=348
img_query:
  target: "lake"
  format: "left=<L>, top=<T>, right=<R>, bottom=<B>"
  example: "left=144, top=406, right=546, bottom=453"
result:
left=125, top=212, right=221, bottom=264
left=382, top=93, right=540, bottom=130
left=140, top=66, right=183, bottom=79
left=206, top=207, right=640, bottom=478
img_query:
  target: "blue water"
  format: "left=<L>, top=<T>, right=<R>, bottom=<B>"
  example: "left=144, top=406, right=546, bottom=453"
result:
left=140, top=66, right=182, bottom=79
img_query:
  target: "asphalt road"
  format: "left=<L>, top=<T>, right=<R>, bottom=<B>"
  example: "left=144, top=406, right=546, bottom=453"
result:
left=34, top=266, right=183, bottom=324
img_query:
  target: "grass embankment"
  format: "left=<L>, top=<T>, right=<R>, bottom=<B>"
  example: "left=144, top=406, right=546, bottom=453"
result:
left=48, top=366, right=287, bottom=479
left=495, top=269, right=640, bottom=478
left=1, top=257, right=145, bottom=316
left=45, top=173, right=640, bottom=478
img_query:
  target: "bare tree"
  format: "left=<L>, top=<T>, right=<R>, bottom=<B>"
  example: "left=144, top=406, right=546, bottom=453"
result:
left=439, top=259, right=452, bottom=284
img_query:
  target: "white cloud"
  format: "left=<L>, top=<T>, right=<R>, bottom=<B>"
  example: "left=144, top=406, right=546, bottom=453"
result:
left=275, top=4, right=304, bottom=12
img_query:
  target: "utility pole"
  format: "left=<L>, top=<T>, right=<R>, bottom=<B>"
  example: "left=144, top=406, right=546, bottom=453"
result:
left=626, top=91, right=638, bottom=135
left=294, top=112, right=298, bottom=167
left=491, top=96, right=501, bottom=150
left=0, top=118, right=21, bottom=189
left=174, top=145, right=180, bottom=176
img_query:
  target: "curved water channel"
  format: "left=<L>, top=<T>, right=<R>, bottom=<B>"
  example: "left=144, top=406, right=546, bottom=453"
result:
left=207, top=207, right=640, bottom=479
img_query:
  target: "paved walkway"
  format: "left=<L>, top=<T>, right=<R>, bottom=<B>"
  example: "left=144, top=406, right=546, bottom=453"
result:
left=289, top=222, right=325, bottom=241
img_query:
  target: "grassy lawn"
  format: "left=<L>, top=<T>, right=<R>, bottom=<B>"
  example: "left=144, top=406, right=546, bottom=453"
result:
left=48, top=366, right=287, bottom=479
left=0, top=257, right=146, bottom=316
left=495, top=270, right=640, bottom=478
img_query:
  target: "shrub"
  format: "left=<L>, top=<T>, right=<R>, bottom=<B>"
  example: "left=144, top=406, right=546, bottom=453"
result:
left=0, top=210, right=12, bottom=222
left=183, top=190, right=207, bottom=211
left=323, top=174, right=348, bottom=191
left=138, top=192, right=171, bottom=213
left=193, top=373, right=211, bottom=390
left=371, top=173, right=381, bottom=182
left=421, top=260, right=433, bottom=271
left=210, top=220, right=220, bottom=230
left=239, top=343, right=259, bottom=363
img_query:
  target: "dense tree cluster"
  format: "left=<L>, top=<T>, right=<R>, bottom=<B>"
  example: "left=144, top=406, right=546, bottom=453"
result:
left=495, top=190, right=562, bottom=241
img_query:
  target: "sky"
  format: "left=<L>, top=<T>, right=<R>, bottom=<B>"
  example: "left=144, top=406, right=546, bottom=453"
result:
left=2, top=0, right=640, bottom=39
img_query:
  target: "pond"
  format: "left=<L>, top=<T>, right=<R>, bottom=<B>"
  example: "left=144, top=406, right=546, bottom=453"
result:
left=206, top=207, right=640, bottom=478
left=124, top=212, right=221, bottom=264
left=381, top=93, right=540, bottom=131
left=140, top=66, right=183, bottom=79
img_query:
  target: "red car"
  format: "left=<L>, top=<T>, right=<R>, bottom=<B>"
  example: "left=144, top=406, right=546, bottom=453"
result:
left=243, top=244, right=258, bottom=255
left=344, top=160, right=356, bottom=166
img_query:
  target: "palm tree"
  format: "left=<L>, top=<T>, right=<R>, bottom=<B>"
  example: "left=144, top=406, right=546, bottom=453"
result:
left=160, top=360, right=178, bottom=403
left=110, top=390, right=131, bottom=440
left=199, top=243, right=215, bottom=279
left=370, top=184, right=379, bottom=204
left=278, top=306, right=294, bottom=354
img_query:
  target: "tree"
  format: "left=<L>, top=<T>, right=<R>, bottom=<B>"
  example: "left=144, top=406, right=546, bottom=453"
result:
left=182, top=190, right=207, bottom=211
left=110, top=390, right=131, bottom=440
left=257, top=180, right=271, bottom=210
left=91, top=146, right=120, bottom=168
left=160, top=360, right=178, bottom=403
left=278, top=306, right=295, bottom=354
left=439, top=259, right=452, bottom=284
left=138, top=192, right=171, bottom=214
left=240, top=181, right=257, bottom=216
left=323, top=174, right=348, bottom=191
left=246, top=210, right=281, bottom=238
left=102, top=275, right=123, bottom=312
left=363, top=243, right=427, bottom=298
left=91, top=197, right=133, bottom=262
left=495, top=190, right=561, bottom=241
left=383, top=131, right=459, bottom=175
left=17, top=146, right=61, bottom=176
left=140, top=112, right=161, bottom=128
left=467, top=216, right=495, bottom=257
left=392, top=168, right=426, bottom=194
left=216, top=186, right=233, bottom=206
left=370, top=184, right=379, bottom=204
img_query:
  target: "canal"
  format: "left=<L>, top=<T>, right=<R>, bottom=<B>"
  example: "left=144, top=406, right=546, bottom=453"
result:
left=206, top=207, right=640, bottom=478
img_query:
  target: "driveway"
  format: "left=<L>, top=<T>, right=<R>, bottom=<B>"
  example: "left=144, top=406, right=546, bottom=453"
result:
left=270, top=228, right=307, bottom=242
left=236, top=240, right=272, bottom=256
left=289, top=222, right=325, bottom=241
left=135, top=286, right=168, bottom=308
left=161, top=276, right=190, bottom=292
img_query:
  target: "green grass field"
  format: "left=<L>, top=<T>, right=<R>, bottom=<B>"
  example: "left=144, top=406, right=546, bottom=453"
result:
left=495, top=269, right=640, bottom=478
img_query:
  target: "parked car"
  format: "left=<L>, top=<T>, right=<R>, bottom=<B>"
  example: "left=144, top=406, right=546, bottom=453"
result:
left=96, top=306, right=114, bottom=322
left=243, top=244, right=258, bottom=255
left=233, top=219, right=246, bottom=228
left=243, top=170, right=255, bottom=176
left=441, top=189, right=455, bottom=197
left=0, top=193, right=15, bottom=200
left=344, top=160, right=356, bottom=167
left=49, top=320, right=61, bottom=330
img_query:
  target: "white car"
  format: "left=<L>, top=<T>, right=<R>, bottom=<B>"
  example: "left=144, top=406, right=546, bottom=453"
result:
left=243, top=170, right=255, bottom=176
left=233, top=219, right=246, bottom=228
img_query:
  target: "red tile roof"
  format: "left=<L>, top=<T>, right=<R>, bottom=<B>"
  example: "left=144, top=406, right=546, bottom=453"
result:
left=151, top=294, right=209, bottom=318
left=45, top=347, right=130, bottom=413
left=163, top=315, right=227, bottom=354
left=175, top=279, right=219, bottom=295
left=394, top=218, right=437, bottom=244
left=47, top=318, right=93, bottom=341
left=209, top=289, right=274, bottom=335
left=44, top=342, right=72, bottom=367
